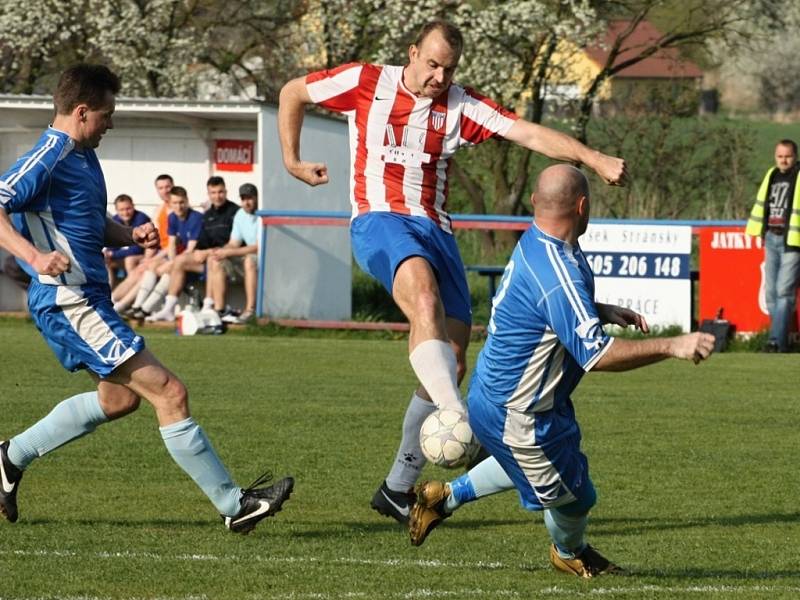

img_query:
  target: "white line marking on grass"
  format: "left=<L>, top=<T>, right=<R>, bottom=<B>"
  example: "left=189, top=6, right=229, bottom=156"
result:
left=8, top=587, right=800, bottom=600
left=0, top=549, right=506, bottom=570
left=3, top=550, right=800, bottom=598
left=532, top=586, right=800, bottom=596
left=0, top=597, right=209, bottom=600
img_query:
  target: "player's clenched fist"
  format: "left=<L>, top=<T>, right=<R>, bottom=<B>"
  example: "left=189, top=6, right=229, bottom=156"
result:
left=32, top=250, right=70, bottom=276
left=133, top=222, right=159, bottom=250
left=671, top=332, right=716, bottom=364
left=592, top=154, right=629, bottom=186
left=289, top=161, right=329, bottom=186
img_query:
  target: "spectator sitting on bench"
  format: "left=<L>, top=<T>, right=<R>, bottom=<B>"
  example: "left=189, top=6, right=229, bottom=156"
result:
left=147, top=176, right=239, bottom=322
left=111, top=174, right=173, bottom=310
left=104, top=194, right=151, bottom=288
left=124, top=186, right=202, bottom=319
left=208, top=183, right=260, bottom=324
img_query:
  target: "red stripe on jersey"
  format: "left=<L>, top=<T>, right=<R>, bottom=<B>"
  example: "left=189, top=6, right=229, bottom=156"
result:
left=460, top=86, right=519, bottom=145
left=352, top=65, right=382, bottom=215
left=420, top=94, right=449, bottom=224
left=383, top=90, right=415, bottom=215
left=306, top=62, right=362, bottom=114
left=306, top=62, right=359, bottom=83
left=307, top=64, right=516, bottom=230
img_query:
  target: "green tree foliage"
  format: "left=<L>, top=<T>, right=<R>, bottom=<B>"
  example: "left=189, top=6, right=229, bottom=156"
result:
left=588, top=113, right=757, bottom=221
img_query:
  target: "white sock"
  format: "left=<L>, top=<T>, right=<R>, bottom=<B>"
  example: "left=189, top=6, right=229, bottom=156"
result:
left=385, top=392, right=436, bottom=491
left=133, top=270, right=157, bottom=309
left=142, top=274, right=172, bottom=313
left=408, top=339, right=464, bottom=412
left=202, top=296, right=214, bottom=310
left=157, top=294, right=178, bottom=316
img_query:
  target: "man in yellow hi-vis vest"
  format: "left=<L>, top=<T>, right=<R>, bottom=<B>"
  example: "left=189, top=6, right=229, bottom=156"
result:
left=745, top=139, right=800, bottom=352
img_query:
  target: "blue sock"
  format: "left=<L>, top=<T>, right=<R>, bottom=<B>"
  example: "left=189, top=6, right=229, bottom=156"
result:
left=159, top=417, right=241, bottom=516
left=446, top=455, right=515, bottom=512
left=8, top=392, right=108, bottom=470
left=544, top=506, right=588, bottom=558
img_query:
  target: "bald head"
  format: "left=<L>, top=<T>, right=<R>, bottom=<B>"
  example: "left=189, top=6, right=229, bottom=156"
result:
left=533, top=164, right=589, bottom=216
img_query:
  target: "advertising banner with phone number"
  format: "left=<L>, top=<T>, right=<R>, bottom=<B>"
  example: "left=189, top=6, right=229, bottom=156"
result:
left=579, top=223, right=693, bottom=331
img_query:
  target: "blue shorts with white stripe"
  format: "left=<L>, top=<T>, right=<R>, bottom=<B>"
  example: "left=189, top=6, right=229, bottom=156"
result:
left=27, top=281, right=145, bottom=378
left=468, top=389, right=593, bottom=512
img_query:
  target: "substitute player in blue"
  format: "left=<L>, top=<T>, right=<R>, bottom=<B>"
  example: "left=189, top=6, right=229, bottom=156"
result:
left=408, top=164, right=715, bottom=577
left=0, top=64, right=293, bottom=533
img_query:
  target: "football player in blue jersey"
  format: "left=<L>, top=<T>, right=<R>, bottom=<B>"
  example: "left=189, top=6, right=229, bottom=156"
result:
left=408, top=164, right=715, bottom=577
left=0, top=64, right=293, bottom=534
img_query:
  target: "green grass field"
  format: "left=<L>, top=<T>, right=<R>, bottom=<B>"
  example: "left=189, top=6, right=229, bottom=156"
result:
left=0, top=319, right=798, bottom=599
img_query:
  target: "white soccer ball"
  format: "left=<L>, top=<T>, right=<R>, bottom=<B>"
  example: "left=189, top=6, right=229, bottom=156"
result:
left=419, top=409, right=479, bottom=469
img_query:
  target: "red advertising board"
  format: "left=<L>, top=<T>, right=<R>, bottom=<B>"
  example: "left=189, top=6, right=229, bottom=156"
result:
left=214, top=139, right=254, bottom=172
left=698, top=226, right=799, bottom=334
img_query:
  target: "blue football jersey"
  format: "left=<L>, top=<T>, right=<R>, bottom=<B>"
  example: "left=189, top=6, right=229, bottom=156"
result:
left=167, top=208, right=203, bottom=254
left=469, top=222, right=613, bottom=446
left=0, top=127, right=109, bottom=286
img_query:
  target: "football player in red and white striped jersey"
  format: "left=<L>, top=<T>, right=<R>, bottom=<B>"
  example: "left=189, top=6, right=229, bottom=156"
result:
left=279, top=20, right=628, bottom=524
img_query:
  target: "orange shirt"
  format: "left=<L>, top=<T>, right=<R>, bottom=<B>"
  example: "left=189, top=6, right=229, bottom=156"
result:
left=154, top=202, right=171, bottom=249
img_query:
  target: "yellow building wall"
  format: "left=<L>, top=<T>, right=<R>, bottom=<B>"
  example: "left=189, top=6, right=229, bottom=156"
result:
left=550, top=41, right=613, bottom=101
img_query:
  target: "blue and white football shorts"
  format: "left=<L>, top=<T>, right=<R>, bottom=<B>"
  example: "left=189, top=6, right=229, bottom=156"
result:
left=27, top=282, right=145, bottom=378
left=350, top=212, right=472, bottom=325
left=467, top=391, right=595, bottom=513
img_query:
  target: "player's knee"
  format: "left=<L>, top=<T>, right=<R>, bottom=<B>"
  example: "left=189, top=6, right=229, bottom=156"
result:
left=555, top=479, right=597, bottom=517
left=162, top=376, right=189, bottom=413
left=118, top=392, right=142, bottom=416
left=99, top=386, right=141, bottom=419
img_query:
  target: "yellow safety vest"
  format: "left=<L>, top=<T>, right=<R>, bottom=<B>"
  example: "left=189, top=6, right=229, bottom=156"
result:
left=745, top=166, right=800, bottom=247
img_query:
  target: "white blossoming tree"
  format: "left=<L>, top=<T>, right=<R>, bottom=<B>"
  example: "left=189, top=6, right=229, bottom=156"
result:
left=0, top=0, right=304, bottom=99
left=0, top=0, right=87, bottom=94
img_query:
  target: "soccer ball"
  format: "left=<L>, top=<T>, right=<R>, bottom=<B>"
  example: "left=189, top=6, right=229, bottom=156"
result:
left=419, top=409, right=479, bottom=469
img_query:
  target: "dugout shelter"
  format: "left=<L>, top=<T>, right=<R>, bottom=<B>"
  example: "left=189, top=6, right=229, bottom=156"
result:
left=0, top=95, right=351, bottom=320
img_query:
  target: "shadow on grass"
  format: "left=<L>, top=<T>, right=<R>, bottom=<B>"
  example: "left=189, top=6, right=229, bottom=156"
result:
left=276, top=517, right=523, bottom=541
left=629, top=566, right=800, bottom=580
left=20, top=518, right=217, bottom=529
left=590, top=510, right=800, bottom=535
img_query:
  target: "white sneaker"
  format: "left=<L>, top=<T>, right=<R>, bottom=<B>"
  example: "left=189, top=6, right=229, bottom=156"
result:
left=146, top=309, right=175, bottom=322
left=231, top=310, right=255, bottom=324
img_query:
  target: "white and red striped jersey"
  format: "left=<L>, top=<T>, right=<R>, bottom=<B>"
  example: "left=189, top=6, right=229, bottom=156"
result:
left=306, top=63, right=519, bottom=232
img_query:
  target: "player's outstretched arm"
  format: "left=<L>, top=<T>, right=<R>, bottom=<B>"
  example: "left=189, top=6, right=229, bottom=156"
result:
left=593, top=332, right=715, bottom=372
left=503, top=119, right=628, bottom=186
left=278, top=76, right=329, bottom=187
left=0, top=207, right=69, bottom=276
